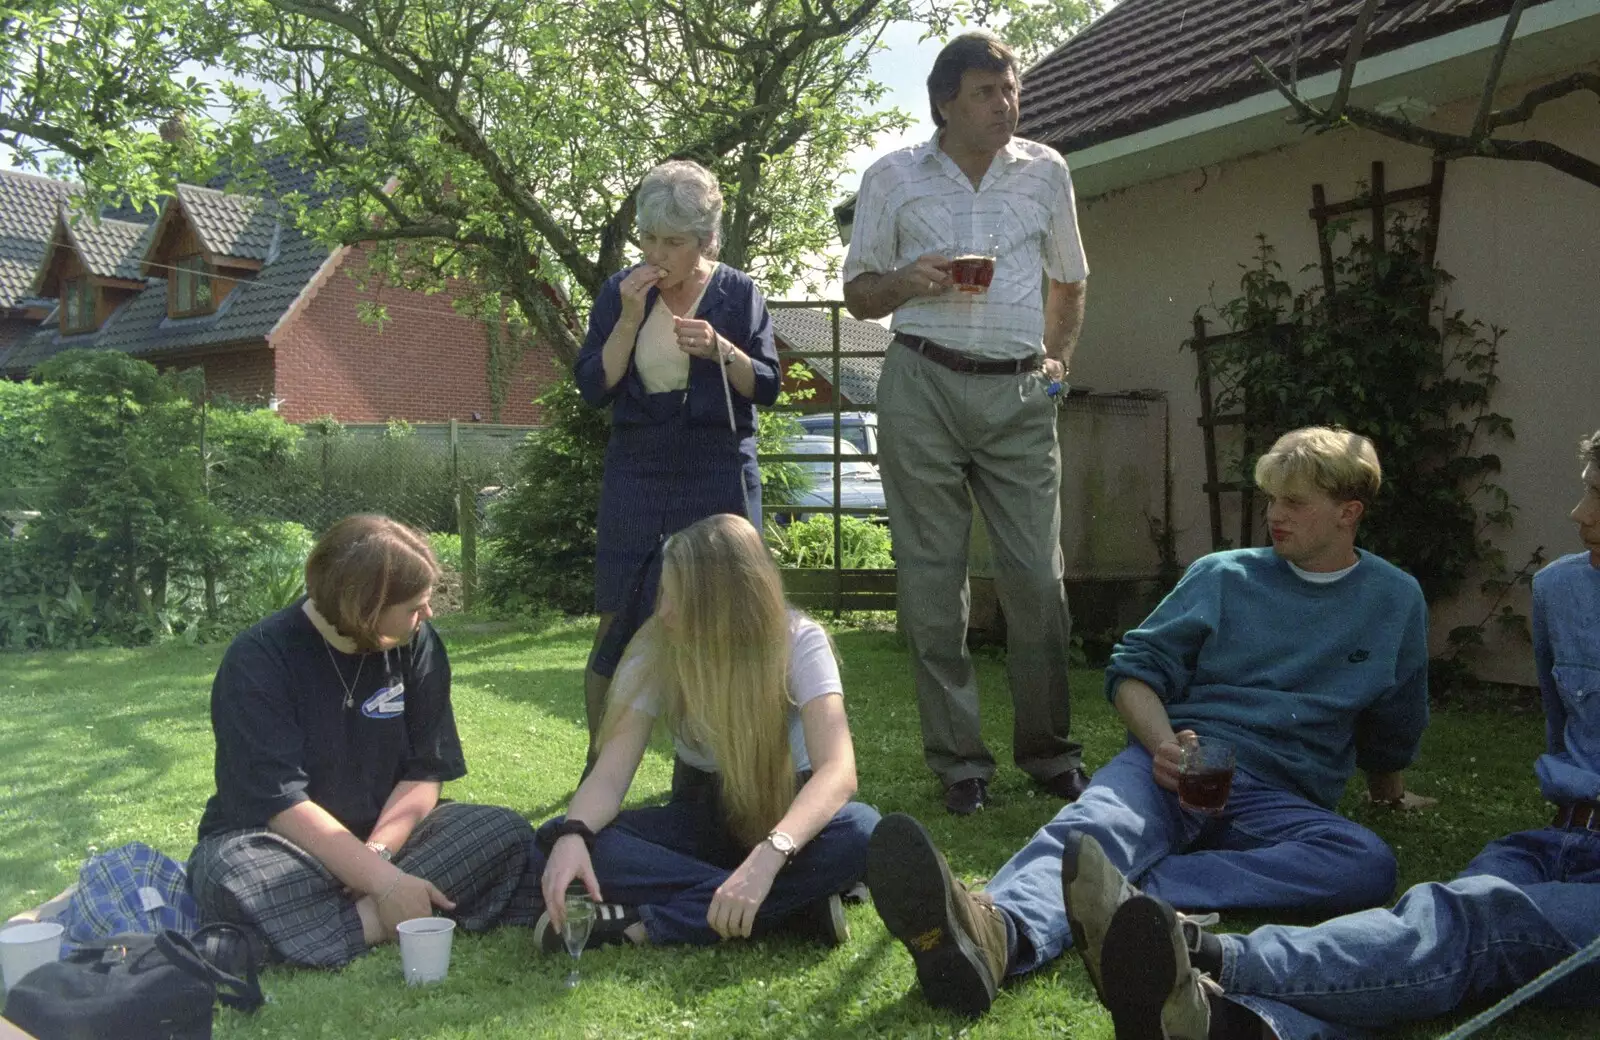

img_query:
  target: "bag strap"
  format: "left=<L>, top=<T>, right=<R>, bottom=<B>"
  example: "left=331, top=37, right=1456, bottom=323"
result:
left=154, top=925, right=265, bottom=1013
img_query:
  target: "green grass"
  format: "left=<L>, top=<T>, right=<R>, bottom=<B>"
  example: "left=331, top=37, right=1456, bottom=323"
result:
left=0, top=619, right=1591, bottom=1039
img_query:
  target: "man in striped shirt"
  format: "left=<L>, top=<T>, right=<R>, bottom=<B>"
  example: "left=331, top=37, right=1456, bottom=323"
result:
left=843, top=31, right=1091, bottom=817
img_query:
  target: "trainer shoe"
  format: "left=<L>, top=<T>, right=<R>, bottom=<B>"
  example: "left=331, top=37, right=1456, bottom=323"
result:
left=1061, top=831, right=1141, bottom=997
left=1100, top=894, right=1217, bottom=1040
left=787, top=892, right=850, bottom=947
left=533, top=902, right=640, bottom=954
left=868, top=813, right=1009, bottom=1017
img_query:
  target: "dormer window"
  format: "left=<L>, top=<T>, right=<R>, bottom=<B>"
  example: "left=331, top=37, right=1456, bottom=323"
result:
left=61, top=276, right=95, bottom=334
left=172, top=254, right=215, bottom=316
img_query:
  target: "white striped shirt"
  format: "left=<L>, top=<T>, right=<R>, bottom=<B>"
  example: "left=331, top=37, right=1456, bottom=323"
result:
left=843, top=133, right=1088, bottom=359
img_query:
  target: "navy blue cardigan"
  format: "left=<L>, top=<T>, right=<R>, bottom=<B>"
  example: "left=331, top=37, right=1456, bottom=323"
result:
left=573, top=264, right=781, bottom=439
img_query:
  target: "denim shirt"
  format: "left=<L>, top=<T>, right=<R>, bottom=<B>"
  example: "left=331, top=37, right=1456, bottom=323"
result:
left=1532, top=551, right=1600, bottom=804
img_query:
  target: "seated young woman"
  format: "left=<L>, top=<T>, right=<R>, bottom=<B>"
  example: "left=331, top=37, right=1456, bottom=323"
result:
left=187, top=514, right=538, bottom=967
left=533, top=513, right=880, bottom=950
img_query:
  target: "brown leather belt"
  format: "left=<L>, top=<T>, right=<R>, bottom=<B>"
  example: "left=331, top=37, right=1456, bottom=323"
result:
left=894, top=332, right=1041, bottom=376
left=1552, top=801, right=1600, bottom=832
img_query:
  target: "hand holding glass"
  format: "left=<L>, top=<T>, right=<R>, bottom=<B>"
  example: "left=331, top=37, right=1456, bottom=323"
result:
left=949, top=228, right=999, bottom=294
left=1177, top=736, right=1236, bottom=815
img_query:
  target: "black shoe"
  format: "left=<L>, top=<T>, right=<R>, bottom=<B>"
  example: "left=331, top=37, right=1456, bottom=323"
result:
left=944, top=777, right=989, bottom=816
left=868, top=812, right=1009, bottom=1017
left=1039, top=766, right=1092, bottom=802
left=787, top=892, right=850, bottom=947
left=1100, top=895, right=1215, bottom=1040
left=533, top=902, right=640, bottom=954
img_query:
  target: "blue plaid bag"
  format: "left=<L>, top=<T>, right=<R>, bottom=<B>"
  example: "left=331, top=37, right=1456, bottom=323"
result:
left=56, top=842, right=199, bottom=954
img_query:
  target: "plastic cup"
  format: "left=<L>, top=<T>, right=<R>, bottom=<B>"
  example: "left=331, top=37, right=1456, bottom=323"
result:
left=0, top=921, right=64, bottom=991
left=396, top=917, right=455, bottom=985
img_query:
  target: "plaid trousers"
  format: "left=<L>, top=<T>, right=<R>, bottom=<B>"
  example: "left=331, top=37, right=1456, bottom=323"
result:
left=187, top=802, right=540, bottom=967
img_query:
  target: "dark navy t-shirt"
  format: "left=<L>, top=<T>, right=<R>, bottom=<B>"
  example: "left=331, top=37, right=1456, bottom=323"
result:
left=197, top=599, right=466, bottom=840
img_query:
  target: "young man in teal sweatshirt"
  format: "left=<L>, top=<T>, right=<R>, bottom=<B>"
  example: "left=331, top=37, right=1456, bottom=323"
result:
left=868, top=427, right=1432, bottom=1018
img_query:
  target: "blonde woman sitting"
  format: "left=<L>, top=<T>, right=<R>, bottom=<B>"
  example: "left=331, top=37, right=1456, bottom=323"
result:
left=533, top=513, right=879, bottom=948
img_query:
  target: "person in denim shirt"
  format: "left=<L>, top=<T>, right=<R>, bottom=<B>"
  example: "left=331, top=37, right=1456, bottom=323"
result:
left=1080, top=428, right=1600, bottom=1040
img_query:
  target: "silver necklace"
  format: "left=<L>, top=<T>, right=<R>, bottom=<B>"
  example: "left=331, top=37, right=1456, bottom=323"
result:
left=324, top=638, right=366, bottom=709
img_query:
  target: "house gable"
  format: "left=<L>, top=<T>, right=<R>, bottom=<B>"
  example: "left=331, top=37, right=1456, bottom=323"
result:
left=30, top=207, right=151, bottom=335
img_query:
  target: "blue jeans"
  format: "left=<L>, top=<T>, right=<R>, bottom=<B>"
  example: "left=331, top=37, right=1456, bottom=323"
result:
left=528, top=796, right=879, bottom=946
left=1220, top=826, right=1600, bottom=1039
left=986, top=745, right=1396, bottom=975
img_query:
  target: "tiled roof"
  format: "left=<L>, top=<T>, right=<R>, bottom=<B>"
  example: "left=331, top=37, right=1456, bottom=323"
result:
left=0, top=170, right=80, bottom=309
left=52, top=206, right=152, bottom=282
left=771, top=307, right=889, bottom=406
left=174, top=184, right=279, bottom=263
left=5, top=228, right=330, bottom=374
left=1019, top=0, right=1532, bottom=153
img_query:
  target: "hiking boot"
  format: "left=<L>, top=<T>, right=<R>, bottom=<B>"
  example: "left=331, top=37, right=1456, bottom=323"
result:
left=868, top=812, right=1009, bottom=1017
left=533, top=902, right=640, bottom=954
left=1100, top=895, right=1217, bottom=1040
left=1061, top=831, right=1140, bottom=997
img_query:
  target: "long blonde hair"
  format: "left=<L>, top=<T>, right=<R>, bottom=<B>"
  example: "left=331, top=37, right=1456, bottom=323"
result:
left=600, top=513, right=794, bottom=848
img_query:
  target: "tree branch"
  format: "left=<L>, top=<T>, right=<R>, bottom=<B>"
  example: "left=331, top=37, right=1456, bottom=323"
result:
left=1328, top=0, right=1382, bottom=122
left=1490, top=71, right=1600, bottom=130
left=1472, top=0, right=1529, bottom=140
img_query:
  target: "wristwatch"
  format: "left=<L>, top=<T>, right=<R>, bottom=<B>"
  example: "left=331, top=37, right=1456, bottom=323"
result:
left=365, top=842, right=392, bottom=862
left=763, top=830, right=797, bottom=862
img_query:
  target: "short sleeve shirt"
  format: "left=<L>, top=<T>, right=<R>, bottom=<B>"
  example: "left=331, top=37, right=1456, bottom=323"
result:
left=196, top=600, right=467, bottom=840
left=628, top=612, right=841, bottom=773
left=843, top=133, right=1089, bottom=360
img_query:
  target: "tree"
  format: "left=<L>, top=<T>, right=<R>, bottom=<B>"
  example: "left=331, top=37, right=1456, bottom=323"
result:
left=1252, top=0, right=1600, bottom=189
left=0, top=0, right=226, bottom=202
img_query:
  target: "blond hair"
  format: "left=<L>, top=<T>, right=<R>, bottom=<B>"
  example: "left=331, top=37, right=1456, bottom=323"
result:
left=601, top=514, right=796, bottom=848
left=1581, top=429, right=1600, bottom=468
left=1254, top=426, right=1382, bottom=505
left=305, top=514, right=439, bottom=650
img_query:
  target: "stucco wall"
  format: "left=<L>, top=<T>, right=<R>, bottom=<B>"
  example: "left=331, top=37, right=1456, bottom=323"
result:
left=1066, top=66, right=1599, bottom=683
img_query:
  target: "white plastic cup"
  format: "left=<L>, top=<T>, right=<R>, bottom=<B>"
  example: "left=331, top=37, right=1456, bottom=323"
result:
left=0, top=921, right=64, bottom=991
left=396, top=917, right=455, bottom=985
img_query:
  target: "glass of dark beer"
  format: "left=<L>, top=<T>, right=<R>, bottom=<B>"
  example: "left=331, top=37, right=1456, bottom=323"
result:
left=1178, top=736, right=1235, bottom=815
left=949, top=229, right=998, bottom=295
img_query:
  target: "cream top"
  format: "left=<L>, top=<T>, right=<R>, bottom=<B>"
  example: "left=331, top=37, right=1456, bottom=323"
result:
left=634, top=264, right=719, bottom=393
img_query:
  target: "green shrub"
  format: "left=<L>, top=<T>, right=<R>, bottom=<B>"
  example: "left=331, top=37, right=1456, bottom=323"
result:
left=0, top=380, right=49, bottom=511
left=481, top=377, right=607, bottom=615
left=766, top=515, right=893, bottom=569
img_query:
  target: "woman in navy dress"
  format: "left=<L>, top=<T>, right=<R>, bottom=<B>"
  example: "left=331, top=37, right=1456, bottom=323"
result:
left=572, top=159, right=781, bottom=757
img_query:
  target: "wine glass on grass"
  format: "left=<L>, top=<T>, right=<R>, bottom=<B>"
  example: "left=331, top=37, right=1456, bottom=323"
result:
left=561, top=885, right=596, bottom=988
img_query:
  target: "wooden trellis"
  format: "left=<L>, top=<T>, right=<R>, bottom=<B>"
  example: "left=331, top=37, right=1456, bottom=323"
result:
left=1191, top=159, right=1447, bottom=550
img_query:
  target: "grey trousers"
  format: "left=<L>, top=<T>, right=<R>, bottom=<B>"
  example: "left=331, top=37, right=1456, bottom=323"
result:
left=877, top=341, right=1081, bottom=788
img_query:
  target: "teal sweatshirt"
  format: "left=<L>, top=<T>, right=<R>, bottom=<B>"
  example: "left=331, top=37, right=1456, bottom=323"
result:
left=1105, top=548, right=1429, bottom=809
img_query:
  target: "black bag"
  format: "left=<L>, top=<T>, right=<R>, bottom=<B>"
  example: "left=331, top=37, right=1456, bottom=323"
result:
left=2, top=923, right=264, bottom=1040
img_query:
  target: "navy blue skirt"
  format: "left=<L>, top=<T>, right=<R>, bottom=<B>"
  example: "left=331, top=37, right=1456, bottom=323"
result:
left=594, top=417, right=761, bottom=616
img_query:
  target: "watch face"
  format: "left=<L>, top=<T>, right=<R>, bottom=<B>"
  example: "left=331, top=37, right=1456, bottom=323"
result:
left=768, top=831, right=796, bottom=856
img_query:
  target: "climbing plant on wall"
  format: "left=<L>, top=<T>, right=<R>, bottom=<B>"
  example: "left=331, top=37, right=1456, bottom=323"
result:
left=1197, top=216, right=1534, bottom=688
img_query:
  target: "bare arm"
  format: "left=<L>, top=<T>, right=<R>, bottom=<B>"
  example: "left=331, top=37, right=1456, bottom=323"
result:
left=365, top=779, right=440, bottom=854
left=1044, top=278, right=1087, bottom=372
left=540, top=706, right=655, bottom=926
left=843, top=254, right=952, bottom=320
left=708, top=693, right=857, bottom=939
left=1113, top=677, right=1189, bottom=793
left=270, top=799, right=454, bottom=943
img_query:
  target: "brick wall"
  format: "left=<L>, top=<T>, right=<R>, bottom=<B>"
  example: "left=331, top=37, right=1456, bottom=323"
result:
left=160, top=346, right=275, bottom=405
left=271, top=246, right=560, bottom=425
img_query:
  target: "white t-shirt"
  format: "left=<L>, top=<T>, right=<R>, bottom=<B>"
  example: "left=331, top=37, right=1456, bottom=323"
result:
left=626, top=611, right=841, bottom=773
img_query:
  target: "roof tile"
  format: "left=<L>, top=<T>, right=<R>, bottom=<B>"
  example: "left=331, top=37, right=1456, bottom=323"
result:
left=1019, top=0, right=1528, bottom=152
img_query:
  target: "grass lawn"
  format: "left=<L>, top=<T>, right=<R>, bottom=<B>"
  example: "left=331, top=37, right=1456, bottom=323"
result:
left=0, top=617, right=1593, bottom=1039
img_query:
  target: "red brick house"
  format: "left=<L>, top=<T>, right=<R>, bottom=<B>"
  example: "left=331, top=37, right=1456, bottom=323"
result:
left=0, top=167, right=558, bottom=424
left=771, top=306, right=889, bottom=410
